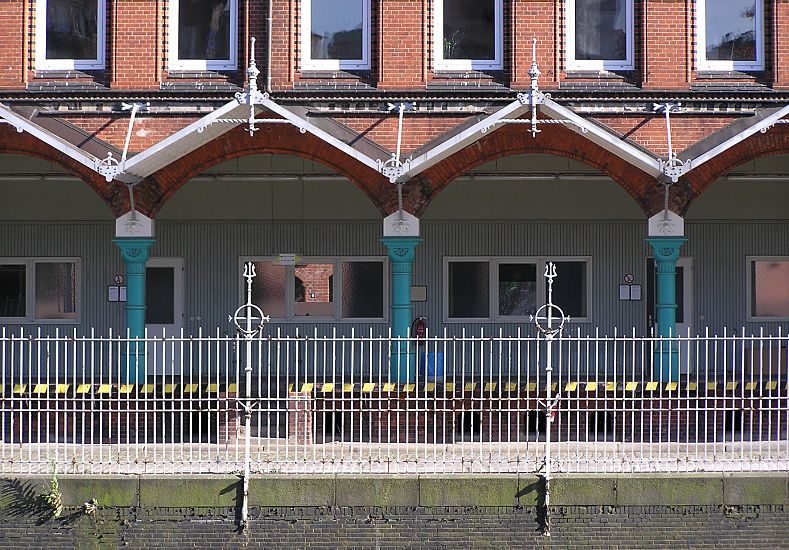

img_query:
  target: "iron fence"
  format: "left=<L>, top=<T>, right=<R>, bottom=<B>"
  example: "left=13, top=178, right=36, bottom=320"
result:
left=0, top=327, right=787, bottom=475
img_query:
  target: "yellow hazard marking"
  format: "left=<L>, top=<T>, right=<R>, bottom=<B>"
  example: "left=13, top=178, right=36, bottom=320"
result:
left=606, top=382, right=616, bottom=392
left=56, top=384, right=70, bottom=394
left=299, top=383, right=314, bottom=393
left=75, top=384, right=91, bottom=394
left=403, top=384, right=415, bottom=393
left=504, top=382, right=518, bottom=392
left=206, top=384, right=219, bottom=394
left=183, top=384, right=199, bottom=394
left=707, top=382, right=717, bottom=391
left=321, top=383, right=335, bottom=393
left=12, top=384, right=27, bottom=394
left=745, top=381, right=758, bottom=391
left=766, top=381, right=778, bottom=391
left=97, top=384, right=112, bottom=395
left=665, top=382, right=678, bottom=392
left=33, top=384, right=48, bottom=395
left=227, top=383, right=238, bottom=393
left=565, top=382, right=578, bottom=392
left=686, top=382, right=697, bottom=391
left=484, top=382, right=496, bottom=392
left=139, top=384, right=155, bottom=394
left=645, top=381, right=659, bottom=391
left=726, top=382, right=738, bottom=391
left=585, top=382, right=597, bottom=392
left=425, top=383, right=436, bottom=392
left=527, top=382, right=537, bottom=392
left=625, top=382, right=639, bottom=392
left=464, top=383, right=477, bottom=392
left=444, top=383, right=456, bottom=392
left=362, top=383, right=376, bottom=393
left=343, top=384, right=355, bottom=393
left=382, top=383, right=396, bottom=393
left=164, top=384, right=177, bottom=393
left=119, top=385, right=134, bottom=394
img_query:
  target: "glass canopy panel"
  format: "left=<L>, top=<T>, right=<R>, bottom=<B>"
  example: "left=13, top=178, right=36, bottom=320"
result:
left=574, top=0, right=628, bottom=61
left=309, top=0, right=364, bottom=60
left=705, top=0, right=757, bottom=61
left=46, top=0, right=99, bottom=60
left=442, top=0, right=496, bottom=60
left=178, top=0, right=232, bottom=60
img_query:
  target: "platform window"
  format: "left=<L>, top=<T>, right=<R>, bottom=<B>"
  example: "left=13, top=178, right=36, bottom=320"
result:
left=169, top=0, right=237, bottom=70
left=445, top=258, right=590, bottom=322
left=0, top=259, right=79, bottom=323
left=301, top=0, right=370, bottom=70
left=567, top=0, right=633, bottom=71
left=697, top=0, right=763, bottom=71
left=248, top=257, right=385, bottom=321
left=36, top=0, right=105, bottom=70
left=434, top=0, right=502, bottom=71
left=749, top=259, right=789, bottom=319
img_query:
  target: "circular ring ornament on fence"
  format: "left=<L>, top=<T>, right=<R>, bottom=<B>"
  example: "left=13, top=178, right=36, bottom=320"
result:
left=230, top=303, right=267, bottom=337
left=533, top=303, right=566, bottom=337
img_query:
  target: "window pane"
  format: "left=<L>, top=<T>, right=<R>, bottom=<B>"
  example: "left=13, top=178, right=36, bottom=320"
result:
left=341, top=261, right=383, bottom=318
left=295, top=263, right=334, bottom=317
left=548, top=262, right=587, bottom=318
left=46, top=0, right=99, bottom=60
left=251, top=262, right=286, bottom=318
left=575, top=0, right=628, bottom=61
left=178, top=0, right=232, bottom=60
left=35, top=262, right=77, bottom=320
left=498, top=263, right=537, bottom=317
left=145, top=267, right=174, bottom=325
left=752, top=261, right=789, bottom=317
left=448, top=262, right=489, bottom=318
left=310, top=0, right=364, bottom=60
left=705, top=0, right=757, bottom=62
left=0, top=265, right=26, bottom=318
left=442, top=0, right=496, bottom=60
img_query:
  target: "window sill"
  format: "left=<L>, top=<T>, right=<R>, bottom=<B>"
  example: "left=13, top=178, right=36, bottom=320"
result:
left=166, top=70, right=236, bottom=79
left=34, top=70, right=96, bottom=80
left=696, top=70, right=764, bottom=80
left=564, top=70, right=629, bottom=80
left=299, top=70, right=371, bottom=80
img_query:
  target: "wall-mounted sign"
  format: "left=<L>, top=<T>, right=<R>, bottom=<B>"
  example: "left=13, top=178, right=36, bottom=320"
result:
left=108, top=285, right=127, bottom=302
left=411, top=286, right=427, bottom=302
left=277, top=254, right=300, bottom=266
left=619, top=284, right=642, bottom=301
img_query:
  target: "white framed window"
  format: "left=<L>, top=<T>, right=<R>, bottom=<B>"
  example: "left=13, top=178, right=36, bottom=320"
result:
left=566, top=0, right=634, bottom=71
left=0, top=259, right=80, bottom=323
left=35, top=0, right=106, bottom=70
left=748, top=257, right=789, bottom=320
left=434, top=0, right=503, bottom=71
left=169, top=0, right=238, bottom=71
left=444, top=257, right=590, bottom=322
left=696, top=0, right=763, bottom=71
left=243, top=257, right=387, bottom=321
left=300, top=0, right=371, bottom=71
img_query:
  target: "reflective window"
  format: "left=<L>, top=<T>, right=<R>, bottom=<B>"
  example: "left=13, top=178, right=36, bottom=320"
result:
left=750, top=260, right=789, bottom=318
left=248, top=258, right=385, bottom=320
left=37, top=0, right=105, bottom=69
left=0, top=260, right=79, bottom=322
left=448, top=261, right=489, bottom=319
left=568, top=0, right=633, bottom=70
left=498, top=263, right=536, bottom=317
left=302, top=0, right=370, bottom=70
left=435, top=0, right=502, bottom=70
left=698, top=0, right=763, bottom=71
left=145, top=267, right=176, bottom=325
left=170, top=0, right=237, bottom=70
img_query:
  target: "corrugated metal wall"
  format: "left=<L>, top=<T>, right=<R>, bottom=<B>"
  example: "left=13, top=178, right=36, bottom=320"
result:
left=2, top=219, right=789, bottom=336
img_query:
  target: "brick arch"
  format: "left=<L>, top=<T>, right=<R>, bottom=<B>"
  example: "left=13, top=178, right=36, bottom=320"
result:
left=680, top=124, right=789, bottom=214
left=142, top=124, right=391, bottom=217
left=0, top=126, right=119, bottom=214
left=404, top=122, right=661, bottom=217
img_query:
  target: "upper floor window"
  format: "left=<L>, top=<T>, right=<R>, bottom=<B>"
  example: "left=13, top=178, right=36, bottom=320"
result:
left=0, top=259, right=79, bottom=323
left=567, top=0, right=633, bottom=71
left=169, top=0, right=237, bottom=70
left=301, top=0, right=371, bottom=71
left=36, top=0, right=105, bottom=70
left=434, top=0, right=503, bottom=71
left=697, top=0, right=763, bottom=71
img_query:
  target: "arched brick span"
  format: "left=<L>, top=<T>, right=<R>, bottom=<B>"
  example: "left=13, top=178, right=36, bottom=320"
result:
left=400, top=122, right=665, bottom=217
left=141, top=124, right=392, bottom=217
left=0, top=126, right=119, bottom=214
left=680, top=124, right=789, bottom=214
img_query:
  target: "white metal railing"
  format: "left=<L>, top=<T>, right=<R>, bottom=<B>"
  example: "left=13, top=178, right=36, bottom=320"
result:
left=0, top=326, right=787, bottom=475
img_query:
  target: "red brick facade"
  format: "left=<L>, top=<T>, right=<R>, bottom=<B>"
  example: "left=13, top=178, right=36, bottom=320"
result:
left=0, top=0, right=788, bottom=217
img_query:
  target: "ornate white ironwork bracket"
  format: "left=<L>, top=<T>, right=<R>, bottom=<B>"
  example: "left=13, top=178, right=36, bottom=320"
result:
left=760, top=118, right=789, bottom=133
left=480, top=39, right=588, bottom=137
left=0, top=119, right=24, bottom=133
left=378, top=102, right=417, bottom=229
left=198, top=38, right=307, bottom=136
left=654, top=102, right=691, bottom=184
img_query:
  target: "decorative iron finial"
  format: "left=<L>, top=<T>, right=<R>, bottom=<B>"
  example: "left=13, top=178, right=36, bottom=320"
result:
left=248, top=37, right=260, bottom=96
left=531, top=261, right=569, bottom=338
left=229, top=261, right=269, bottom=338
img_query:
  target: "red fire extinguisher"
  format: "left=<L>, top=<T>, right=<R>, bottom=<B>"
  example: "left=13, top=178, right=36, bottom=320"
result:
left=412, top=316, right=427, bottom=341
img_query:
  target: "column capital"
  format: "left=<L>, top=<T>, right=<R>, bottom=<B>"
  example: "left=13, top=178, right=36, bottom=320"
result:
left=113, top=238, right=156, bottom=265
left=380, top=236, right=423, bottom=264
left=646, top=236, right=687, bottom=264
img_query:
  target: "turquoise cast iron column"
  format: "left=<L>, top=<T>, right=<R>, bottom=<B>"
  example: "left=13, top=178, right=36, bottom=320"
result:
left=381, top=236, right=422, bottom=383
left=646, top=236, right=687, bottom=382
left=113, top=237, right=155, bottom=384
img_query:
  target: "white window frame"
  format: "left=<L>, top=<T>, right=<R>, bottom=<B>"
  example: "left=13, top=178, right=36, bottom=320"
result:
left=696, top=0, right=764, bottom=72
left=443, top=256, right=591, bottom=323
left=0, top=258, right=81, bottom=324
left=747, top=256, right=789, bottom=321
left=433, top=0, right=503, bottom=71
left=300, top=0, right=371, bottom=71
left=168, top=0, right=238, bottom=71
left=35, top=0, right=106, bottom=70
left=566, top=0, right=634, bottom=71
left=241, top=256, right=388, bottom=322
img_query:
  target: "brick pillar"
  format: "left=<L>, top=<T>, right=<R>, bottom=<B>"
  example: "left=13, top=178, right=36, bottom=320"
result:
left=774, top=1, right=789, bottom=89
left=0, top=0, right=23, bottom=88
left=288, top=392, right=314, bottom=445
left=377, top=0, right=427, bottom=89
left=642, top=0, right=689, bottom=89
left=110, top=0, right=160, bottom=88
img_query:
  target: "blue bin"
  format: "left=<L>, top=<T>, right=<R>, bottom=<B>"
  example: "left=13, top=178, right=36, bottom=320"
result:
left=418, top=352, right=444, bottom=381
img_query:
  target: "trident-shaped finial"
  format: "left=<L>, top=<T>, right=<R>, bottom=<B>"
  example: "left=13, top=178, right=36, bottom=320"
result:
left=544, top=261, right=557, bottom=305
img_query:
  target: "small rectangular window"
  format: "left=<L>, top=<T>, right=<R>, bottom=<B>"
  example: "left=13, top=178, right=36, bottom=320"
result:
left=434, top=0, right=503, bottom=71
left=341, top=261, right=384, bottom=319
left=697, top=0, right=763, bottom=71
left=567, top=0, right=633, bottom=71
left=498, top=263, right=537, bottom=317
left=750, top=259, right=789, bottom=319
left=36, top=0, right=106, bottom=70
left=295, top=263, right=334, bottom=317
left=0, top=259, right=79, bottom=323
left=448, top=261, right=490, bottom=319
left=251, top=261, right=287, bottom=319
left=548, top=261, right=587, bottom=319
left=169, top=0, right=238, bottom=70
left=301, top=0, right=370, bottom=71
